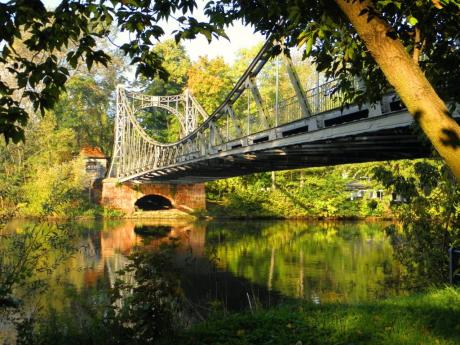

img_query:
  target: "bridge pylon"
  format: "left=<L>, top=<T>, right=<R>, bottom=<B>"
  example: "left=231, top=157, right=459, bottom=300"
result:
left=107, top=85, right=208, bottom=180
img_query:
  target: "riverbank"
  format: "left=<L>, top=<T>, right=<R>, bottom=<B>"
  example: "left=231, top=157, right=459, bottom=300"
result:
left=3, top=218, right=457, bottom=344
left=205, top=200, right=394, bottom=220
left=173, top=287, right=460, bottom=345
left=1, top=202, right=396, bottom=223
left=202, top=198, right=394, bottom=220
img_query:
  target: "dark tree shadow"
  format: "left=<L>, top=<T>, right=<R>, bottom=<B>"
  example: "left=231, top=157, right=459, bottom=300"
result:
left=413, top=109, right=460, bottom=149
left=274, top=182, right=310, bottom=211
left=440, top=128, right=460, bottom=149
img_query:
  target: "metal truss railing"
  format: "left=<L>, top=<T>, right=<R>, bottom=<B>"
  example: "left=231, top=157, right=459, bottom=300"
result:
left=108, top=41, right=349, bottom=181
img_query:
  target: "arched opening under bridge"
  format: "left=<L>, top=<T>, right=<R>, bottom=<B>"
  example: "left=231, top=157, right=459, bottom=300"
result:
left=135, top=194, right=173, bottom=211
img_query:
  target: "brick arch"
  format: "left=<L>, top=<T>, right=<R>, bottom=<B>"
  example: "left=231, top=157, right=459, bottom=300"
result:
left=136, top=184, right=176, bottom=206
left=142, top=192, right=174, bottom=206
left=101, top=179, right=205, bottom=214
left=134, top=194, right=174, bottom=211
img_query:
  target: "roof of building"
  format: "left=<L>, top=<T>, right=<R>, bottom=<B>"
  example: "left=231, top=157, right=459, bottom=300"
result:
left=80, top=146, right=106, bottom=159
left=345, top=181, right=368, bottom=191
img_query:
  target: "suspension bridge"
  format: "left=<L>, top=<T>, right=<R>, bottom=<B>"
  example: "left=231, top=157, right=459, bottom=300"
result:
left=101, top=40, right=459, bottom=213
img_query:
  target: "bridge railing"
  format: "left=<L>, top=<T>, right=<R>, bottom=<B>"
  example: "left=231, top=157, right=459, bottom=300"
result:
left=226, top=79, right=345, bottom=139
left=222, top=80, right=347, bottom=142
left=307, top=80, right=341, bottom=113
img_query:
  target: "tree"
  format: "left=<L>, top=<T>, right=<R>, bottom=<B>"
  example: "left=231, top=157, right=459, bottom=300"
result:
left=188, top=56, right=234, bottom=114
left=0, top=0, right=224, bottom=143
left=334, top=0, right=460, bottom=181
left=1, top=0, right=459, bottom=180
left=373, top=160, right=460, bottom=287
left=140, top=39, right=191, bottom=96
left=53, top=75, right=113, bottom=153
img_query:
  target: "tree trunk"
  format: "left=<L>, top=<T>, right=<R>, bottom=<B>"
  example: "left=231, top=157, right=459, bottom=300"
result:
left=335, top=0, right=460, bottom=181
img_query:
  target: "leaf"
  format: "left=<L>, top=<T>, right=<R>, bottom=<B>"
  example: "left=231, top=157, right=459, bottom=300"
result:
left=407, top=15, right=418, bottom=26
left=305, top=36, right=314, bottom=55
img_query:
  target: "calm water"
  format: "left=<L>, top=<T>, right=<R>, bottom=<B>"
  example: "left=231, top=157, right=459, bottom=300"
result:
left=3, top=219, right=405, bottom=314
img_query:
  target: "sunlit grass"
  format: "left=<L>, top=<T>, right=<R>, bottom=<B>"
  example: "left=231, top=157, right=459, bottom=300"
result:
left=175, top=287, right=460, bottom=345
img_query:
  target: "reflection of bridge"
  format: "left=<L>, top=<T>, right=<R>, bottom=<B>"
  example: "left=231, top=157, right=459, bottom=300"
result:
left=84, top=220, right=204, bottom=289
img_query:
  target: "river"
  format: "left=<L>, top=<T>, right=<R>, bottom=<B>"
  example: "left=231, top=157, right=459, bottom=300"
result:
left=2, top=218, right=406, bottom=320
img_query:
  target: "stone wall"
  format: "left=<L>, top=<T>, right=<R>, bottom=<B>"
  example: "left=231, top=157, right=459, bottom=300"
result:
left=101, top=178, right=206, bottom=214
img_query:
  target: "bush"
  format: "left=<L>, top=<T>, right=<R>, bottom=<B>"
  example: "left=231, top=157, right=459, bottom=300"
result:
left=374, top=160, right=460, bottom=287
left=19, top=157, right=88, bottom=217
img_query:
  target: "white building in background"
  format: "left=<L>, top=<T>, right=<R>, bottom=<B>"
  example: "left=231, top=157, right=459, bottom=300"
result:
left=346, top=180, right=384, bottom=201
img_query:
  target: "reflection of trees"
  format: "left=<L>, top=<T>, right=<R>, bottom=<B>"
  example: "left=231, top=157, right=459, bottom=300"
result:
left=0, top=221, right=78, bottom=341
left=92, top=219, right=201, bottom=293
left=100, top=220, right=205, bottom=310
left=3, top=219, right=201, bottom=315
left=205, top=221, right=402, bottom=303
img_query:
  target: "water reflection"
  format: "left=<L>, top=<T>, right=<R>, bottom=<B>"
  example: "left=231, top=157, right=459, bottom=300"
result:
left=4, top=219, right=404, bottom=313
left=205, top=221, right=403, bottom=304
left=134, top=225, right=173, bottom=237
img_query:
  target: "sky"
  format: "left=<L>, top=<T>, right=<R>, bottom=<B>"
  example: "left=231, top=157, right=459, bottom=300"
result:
left=41, top=0, right=264, bottom=63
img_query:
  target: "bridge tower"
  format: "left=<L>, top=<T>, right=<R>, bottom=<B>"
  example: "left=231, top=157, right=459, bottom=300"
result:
left=101, top=86, right=208, bottom=215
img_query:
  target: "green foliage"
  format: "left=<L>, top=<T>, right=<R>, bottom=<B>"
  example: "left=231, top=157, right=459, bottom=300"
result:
left=0, top=113, right=73, bottom=218
left=16, top=242, right=185, bottom=345
left=2, top=0, right=459, bottom=197
left=102, top=207, right=125, bottom=218
left=373, top=160, right=460, bottom=287
left=188, top=56, right=235, bottom=114
left=19, top=157, right=86, bottom=217
left=0, top=49, right=122, bottom=218
left=2, top=113, right=95, bottom=218
left=141, top=39, right=191, bottom=96
left=53, top=74, right=115, bottom=154
left=0, top=223, right=76, bottom=344
left=105, top=245, right=184, bottom=344
left=205, top=221, right=399, bottom=303
left=20, top=291, right=111, bottom=345
left=0, top=142, right=24, bottom=220
left=175, top=287, right=460, bottom=345
left=0, top=226, right=63, bottom=302
left=0, top=1, right=225, bottom=143
left=207, top=165, right=389, bottom=219
left=205, top=0, right=460, bottom=106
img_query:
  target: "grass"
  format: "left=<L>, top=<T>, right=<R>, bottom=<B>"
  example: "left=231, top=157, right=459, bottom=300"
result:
left=173, top=287, right=460, bottom=345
